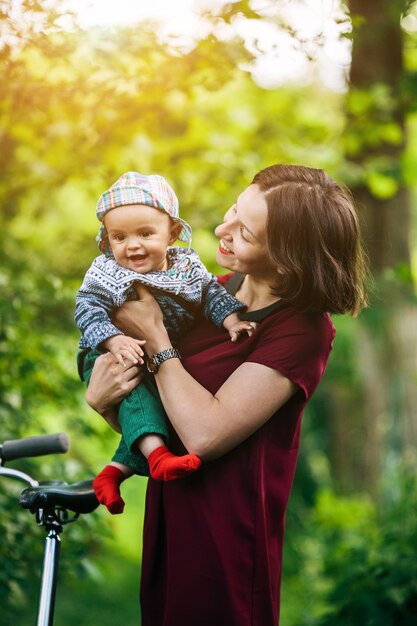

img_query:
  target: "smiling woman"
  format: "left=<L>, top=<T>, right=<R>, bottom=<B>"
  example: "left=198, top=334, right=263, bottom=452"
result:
left=214, top=185, right=275, bottom=287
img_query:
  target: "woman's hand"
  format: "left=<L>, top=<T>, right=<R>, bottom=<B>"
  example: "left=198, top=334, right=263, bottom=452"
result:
left=85, top=352, right=144, bottom=433
left=113, top=284, right=171, bottom=354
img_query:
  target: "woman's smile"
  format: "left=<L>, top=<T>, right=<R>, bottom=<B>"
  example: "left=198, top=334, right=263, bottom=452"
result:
left=218, top=239, right=234, bottom=255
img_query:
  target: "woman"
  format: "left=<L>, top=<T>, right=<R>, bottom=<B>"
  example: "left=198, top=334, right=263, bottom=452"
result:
left=85, top=164, right=367, bottom=626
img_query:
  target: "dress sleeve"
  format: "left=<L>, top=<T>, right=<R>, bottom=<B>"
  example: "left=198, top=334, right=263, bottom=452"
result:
left=246, top=311, right=335, bottom=400
left=216, top=273, right=234, bottom=287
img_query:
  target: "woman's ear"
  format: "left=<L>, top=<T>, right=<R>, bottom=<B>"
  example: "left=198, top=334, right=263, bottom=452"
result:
left=169, top=222, right=183, bottom=245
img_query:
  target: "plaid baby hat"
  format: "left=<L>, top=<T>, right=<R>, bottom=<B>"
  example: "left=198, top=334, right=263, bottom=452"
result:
left=96, top=171, right=192, bottom=256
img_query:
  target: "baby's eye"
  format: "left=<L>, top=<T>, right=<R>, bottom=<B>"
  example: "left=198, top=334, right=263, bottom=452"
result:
left=140, top=231, right=153, bottom=238
left=113, top=234, right=125, bottom=242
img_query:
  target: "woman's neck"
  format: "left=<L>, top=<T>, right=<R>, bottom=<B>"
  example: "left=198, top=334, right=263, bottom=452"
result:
left=235, top=275, right=280, bottom=312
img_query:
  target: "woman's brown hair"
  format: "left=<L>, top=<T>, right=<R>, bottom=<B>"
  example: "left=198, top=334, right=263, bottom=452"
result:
left=252, top=164, right=368, bottom=315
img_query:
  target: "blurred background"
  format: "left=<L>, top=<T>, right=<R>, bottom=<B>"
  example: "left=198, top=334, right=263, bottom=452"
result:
left=1, top=1, right=417, bottom=624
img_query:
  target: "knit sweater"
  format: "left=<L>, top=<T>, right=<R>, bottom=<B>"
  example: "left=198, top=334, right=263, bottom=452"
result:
left=75, top=247, right=244, bottom=350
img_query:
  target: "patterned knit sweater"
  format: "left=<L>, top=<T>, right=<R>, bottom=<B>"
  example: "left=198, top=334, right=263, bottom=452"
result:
left=75, top=247, right=244, bottom=350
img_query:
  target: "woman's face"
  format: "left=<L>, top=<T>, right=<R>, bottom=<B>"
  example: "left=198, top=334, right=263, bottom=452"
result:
left=214, top=184, right=275, bottom=278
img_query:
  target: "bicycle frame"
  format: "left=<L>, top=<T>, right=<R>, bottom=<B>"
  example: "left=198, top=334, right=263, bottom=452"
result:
left=0, top=434, right=98, bottom=626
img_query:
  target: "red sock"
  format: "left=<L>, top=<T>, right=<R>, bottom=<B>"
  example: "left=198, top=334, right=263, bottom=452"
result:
left=148, top=446, right=202, bottom=481
left=93, top=465, right=126, bottom=514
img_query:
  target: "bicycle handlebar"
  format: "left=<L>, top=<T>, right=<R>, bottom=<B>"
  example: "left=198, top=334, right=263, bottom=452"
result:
left=0, top=434, right=70, bottom=462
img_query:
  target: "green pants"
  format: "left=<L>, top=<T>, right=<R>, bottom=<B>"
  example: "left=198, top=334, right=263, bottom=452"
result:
left=79, top=350, right=169, bottom=475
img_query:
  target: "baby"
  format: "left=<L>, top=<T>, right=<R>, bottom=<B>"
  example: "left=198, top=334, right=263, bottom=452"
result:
left=75, top=172, right=254, bottom=514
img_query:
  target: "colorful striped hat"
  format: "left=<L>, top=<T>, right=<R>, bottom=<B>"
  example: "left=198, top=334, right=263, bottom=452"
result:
left=96, top=171, right=192, bottom=256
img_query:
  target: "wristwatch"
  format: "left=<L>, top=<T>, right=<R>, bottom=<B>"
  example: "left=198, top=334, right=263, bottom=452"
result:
left=146, top=347, right=181, bottom=374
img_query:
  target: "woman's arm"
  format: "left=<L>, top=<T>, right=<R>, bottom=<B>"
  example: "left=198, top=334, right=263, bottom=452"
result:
left=153, top=359, right=296, bottom=460
left=112, top=286, right=297, bottom=460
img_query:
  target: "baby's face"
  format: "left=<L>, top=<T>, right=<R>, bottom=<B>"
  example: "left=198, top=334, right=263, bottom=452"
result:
left=104, top=204, right=179, bottom=273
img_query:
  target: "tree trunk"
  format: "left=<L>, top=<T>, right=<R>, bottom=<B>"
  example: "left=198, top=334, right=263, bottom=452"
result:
left=328, top=0, right=417, bottom=494
left=349, top=0, right=410, bottom=272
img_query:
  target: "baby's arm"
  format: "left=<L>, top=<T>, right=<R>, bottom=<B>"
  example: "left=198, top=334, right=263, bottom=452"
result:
left=200, top=271, right=253, bottom=340
left=174, top=252, right=253, bottom=341
left=200, top=273, right=245, bottom=327
left=101, top=334, right=145, bottom=367
left=223, top=313, right=257, bottom=342
left=75, top=258, right=126, bottom=350
left=76, top=256, right=146, bottom=354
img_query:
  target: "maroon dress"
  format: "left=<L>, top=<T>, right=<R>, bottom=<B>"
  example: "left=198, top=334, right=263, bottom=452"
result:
left=140, top=274, right=336, bottom=626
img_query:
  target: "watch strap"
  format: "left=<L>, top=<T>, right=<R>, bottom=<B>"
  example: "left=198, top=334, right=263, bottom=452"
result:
left=147, top=347, right=181, bottom=373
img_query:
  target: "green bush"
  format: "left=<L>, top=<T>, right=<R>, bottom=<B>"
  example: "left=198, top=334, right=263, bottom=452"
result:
left=317, top=471, right=417, bottom=626
left=282, top=469, right=417, bottom=626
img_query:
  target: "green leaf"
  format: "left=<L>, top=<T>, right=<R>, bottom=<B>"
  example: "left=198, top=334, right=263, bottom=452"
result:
left=366, top=170, right=399, bottom=198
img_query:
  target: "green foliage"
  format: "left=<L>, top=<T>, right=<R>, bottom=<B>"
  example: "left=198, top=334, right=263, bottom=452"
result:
left=282, top=469, right=417, bottom=626
left=318, top=471, right=417, bottom=626
left=52, top=550, right=141, bottom=626
left=1, top=1, right=417, bottom=624
left=342, top=83, right=405, bottom=194
left=0, top=480, right=44, bottom=618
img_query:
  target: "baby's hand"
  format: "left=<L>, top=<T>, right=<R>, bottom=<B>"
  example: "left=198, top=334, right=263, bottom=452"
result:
left=101, top=335, right=146, bottom=367
left=223, top=313, right=258, bottom=342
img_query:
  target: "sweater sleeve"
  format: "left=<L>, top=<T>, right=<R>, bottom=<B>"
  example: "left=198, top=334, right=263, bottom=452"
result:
left=201, top=275, right=246, bottom=328
left=75, top=263, right=124, bottom=350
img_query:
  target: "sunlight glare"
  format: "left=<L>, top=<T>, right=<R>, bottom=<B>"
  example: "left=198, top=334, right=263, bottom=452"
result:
left=68, top=0, right=350, bottom=91
left=69, top=0, right=209, bottom=43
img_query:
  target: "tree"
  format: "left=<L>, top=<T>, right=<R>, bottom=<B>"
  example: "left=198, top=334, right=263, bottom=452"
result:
left=327, top=0, right=417, bottom=493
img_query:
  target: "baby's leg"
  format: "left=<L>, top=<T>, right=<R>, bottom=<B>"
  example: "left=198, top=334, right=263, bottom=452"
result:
left=137, top=434, right=202, bottom=481
left=81, top=351, right=138, bottom=514
left=93, top=433, right=202, bottom=515
left=90, top=370, right=202, bottom=513
left=93, top=461, right=133, bottom=515
left=119, top=377, right=202, bottom=482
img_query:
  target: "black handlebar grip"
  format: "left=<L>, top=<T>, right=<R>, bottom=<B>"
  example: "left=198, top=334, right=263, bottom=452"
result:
left=1, top=433, right=70, bottom=461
